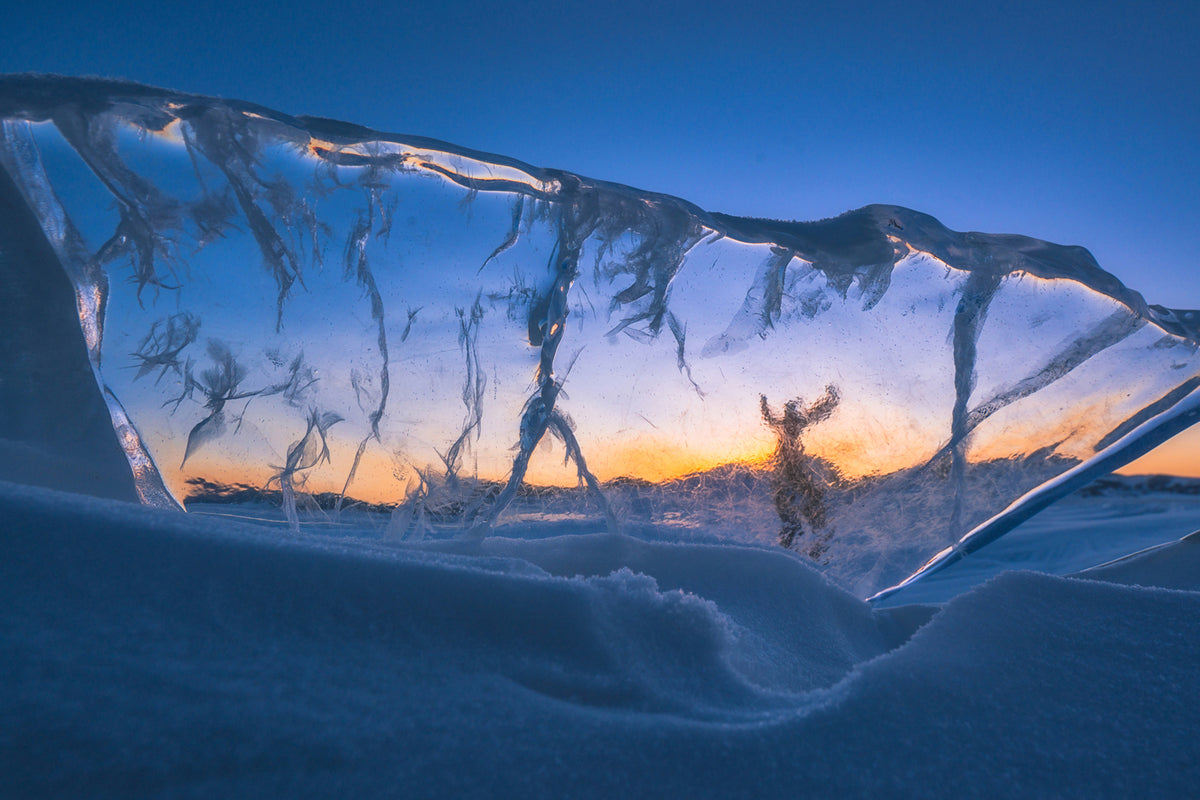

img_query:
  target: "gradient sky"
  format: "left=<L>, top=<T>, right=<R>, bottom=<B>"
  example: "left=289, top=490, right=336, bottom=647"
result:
left=5, top=0, right=1199, bottom=474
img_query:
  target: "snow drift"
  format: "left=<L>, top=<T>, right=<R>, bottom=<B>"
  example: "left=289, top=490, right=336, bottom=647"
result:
left=3, top=479, right=1198, bottom=797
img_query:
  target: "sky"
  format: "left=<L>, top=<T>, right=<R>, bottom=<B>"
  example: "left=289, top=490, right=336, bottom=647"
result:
left=4, top=0, right=1199, bottom=474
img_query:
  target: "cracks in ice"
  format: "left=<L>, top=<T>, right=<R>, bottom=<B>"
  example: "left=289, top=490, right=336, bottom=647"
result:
left=335, top=181, right=392, bottom=513
left=947, top=271, right=1002, bottom=537
left=130, top=312, right=200, bottom=383
left=477, top=201, right=620, bottom=535
left=479, top=195, right=524, bottom=272
left=183, top=106, right=315, bottom=331
left=271, top=408, right=343, bottom=528
left=442, top=297, right=486, bottom=474
left=459, top=191, right=711, bottom=535
left=591, top=197, right=708, bottom=397
left=924, top=309, right=1148, bottom=471
left=164, top=340, right=318, bottom=469
left=51, top=107, right=187, bottom=302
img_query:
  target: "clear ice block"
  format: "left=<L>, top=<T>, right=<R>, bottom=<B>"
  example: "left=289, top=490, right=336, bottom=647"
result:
left=2, top=76, right=1197, bottom=597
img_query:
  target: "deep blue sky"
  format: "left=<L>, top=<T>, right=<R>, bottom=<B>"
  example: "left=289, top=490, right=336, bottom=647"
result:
left=5, top=0, right=1200, bottom=473
left=6, top=0, right=1198, bottom=305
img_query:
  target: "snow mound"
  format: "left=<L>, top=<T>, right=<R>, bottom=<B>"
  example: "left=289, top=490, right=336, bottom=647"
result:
left=0, top=480, right=891, bottom=723
left=1074, top=530, right=1200, bottom=591
left=803, top=571, right=1200, bottom=797
left=4, top=480, right=1198, bottom=797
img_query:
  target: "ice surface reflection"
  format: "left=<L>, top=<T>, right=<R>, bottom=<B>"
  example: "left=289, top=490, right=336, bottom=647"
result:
left=2, top=76, right=1198, bottom=596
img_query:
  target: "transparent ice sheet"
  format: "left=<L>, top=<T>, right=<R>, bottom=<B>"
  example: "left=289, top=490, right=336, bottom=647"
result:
left=2, top=76, right=1198, bottom=597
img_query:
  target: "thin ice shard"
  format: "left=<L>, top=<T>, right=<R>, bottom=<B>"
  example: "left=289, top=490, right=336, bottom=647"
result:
left=2, top=75, right=1198, bottom=597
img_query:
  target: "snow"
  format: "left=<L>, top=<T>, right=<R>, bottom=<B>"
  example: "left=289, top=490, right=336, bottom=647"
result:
left=1078, top=529, right=1200, bottom=591
left=3, top=478, right=1199, bottom=797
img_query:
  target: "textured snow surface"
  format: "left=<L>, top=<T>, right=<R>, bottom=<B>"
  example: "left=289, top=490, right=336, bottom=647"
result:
left=3, top=75, right=1200, bottom=597
left=3, top=480, right=1199, bottom=798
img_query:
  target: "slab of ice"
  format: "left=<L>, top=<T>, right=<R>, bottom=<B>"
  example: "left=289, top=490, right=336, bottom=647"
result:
left=2, top=75, right=1198, bottom=597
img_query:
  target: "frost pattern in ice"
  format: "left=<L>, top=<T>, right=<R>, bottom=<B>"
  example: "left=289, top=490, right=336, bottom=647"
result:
left=2, top=76, right=1198, bottom=598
